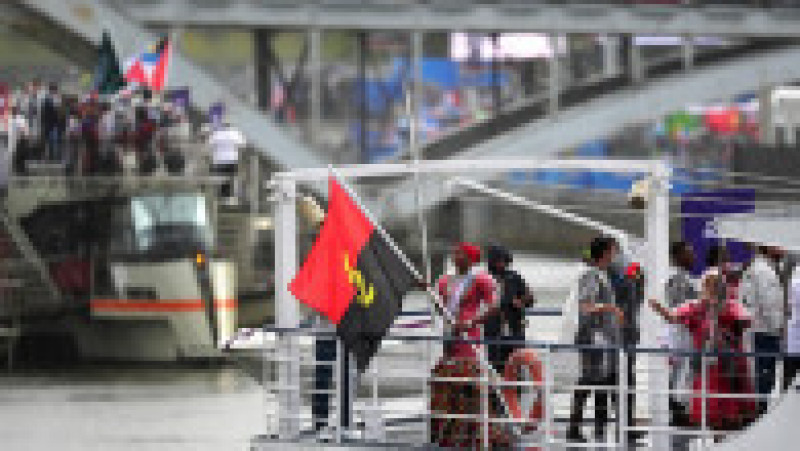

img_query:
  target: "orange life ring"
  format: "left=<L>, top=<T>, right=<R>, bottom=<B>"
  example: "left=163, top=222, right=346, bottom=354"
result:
left=502, top=348, right=545, bottom=435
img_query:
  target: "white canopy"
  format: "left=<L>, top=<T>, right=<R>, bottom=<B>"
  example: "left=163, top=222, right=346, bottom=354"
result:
left=712, top=212, right=800, bottom=251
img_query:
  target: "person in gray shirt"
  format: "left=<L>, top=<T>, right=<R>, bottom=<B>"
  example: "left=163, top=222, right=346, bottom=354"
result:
left=567, top=236, right=626, bottom=443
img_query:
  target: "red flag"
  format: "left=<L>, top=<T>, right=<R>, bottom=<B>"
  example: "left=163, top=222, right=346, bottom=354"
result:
left=289, top=177, right=416, bottom=371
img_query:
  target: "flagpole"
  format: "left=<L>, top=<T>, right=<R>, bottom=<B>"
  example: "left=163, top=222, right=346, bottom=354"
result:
left=164, top=32, right=175, bottom=91
left=327, top=165, right=452, bottom=323
left=327, top=166, right=523, bottom=439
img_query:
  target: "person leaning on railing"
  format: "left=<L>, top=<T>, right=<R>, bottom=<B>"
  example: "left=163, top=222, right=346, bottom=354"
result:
left=649, top=269, right=756, bottom=431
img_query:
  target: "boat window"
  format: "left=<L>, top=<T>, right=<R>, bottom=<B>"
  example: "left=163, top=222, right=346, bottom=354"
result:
left=131, top=195, right=213, bottom=254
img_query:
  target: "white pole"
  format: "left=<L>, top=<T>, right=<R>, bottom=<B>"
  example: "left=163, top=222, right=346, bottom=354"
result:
left=644, top=162, right=671, bottom=451
left=275, top=177, right=300, bottom=438
left=619, top=348, right=628, bottom=450
left=410, top=30, right=431, bottom=285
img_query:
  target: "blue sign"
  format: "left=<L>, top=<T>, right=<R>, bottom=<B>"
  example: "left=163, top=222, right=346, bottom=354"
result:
left=681, top=189, right=755, bottom=276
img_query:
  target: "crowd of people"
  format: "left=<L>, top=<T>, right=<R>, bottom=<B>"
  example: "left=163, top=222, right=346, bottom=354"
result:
left=6, top=80, right=195, bottom=175
left=3, top=80, right=248, bottom=190
left=421, top=236, right=800, bottom=448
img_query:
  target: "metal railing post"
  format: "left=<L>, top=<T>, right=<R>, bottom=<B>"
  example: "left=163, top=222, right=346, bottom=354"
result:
left=619, top=347, right=628, bottom=450
left=366, top=356, right=382, bottom=441
left=335, top=338, right=344, bottom=444
left=701, top=352, right=708, bottom=450
left=543, top=347, right=554, bottom=450
left=481, top=352, right=490, bottom=450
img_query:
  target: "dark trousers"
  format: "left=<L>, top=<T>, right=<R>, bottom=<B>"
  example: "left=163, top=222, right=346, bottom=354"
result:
left=783, top=355, right=800, bottom=391
left=312, top=337, right=337, bottom=430
left=212, top=163, right=238, bottom=198
left=44, top=128, right=61, bottom=161
left=622, top=351, right=636, bottom=432
left=569, top=373, right=618, bottom=438
left=488, top=335, right=523, bottom=376
left=753, top=332, right=780, bottom=409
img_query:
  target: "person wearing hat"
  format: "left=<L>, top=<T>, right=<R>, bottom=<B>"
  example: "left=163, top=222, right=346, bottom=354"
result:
left=485, top=244, right=535, bottom=374
left=435, top=242, right=499, bottom=360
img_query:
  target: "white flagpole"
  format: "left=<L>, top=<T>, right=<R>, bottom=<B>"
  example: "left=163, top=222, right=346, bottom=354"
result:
left=327, top=166, right=523, bottom=439
left=164, top=32, right=175, bottom=91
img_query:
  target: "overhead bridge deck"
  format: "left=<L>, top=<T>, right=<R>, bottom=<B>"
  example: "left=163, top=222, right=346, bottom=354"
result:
left=123, top=0, right=800, bottom=36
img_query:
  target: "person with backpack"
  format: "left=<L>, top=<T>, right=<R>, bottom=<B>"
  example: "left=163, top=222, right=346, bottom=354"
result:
left=484, top=244, right=535, bottom=374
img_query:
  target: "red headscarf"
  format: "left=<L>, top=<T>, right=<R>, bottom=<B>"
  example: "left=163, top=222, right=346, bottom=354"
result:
left=456, top=242, right=481, bottom=266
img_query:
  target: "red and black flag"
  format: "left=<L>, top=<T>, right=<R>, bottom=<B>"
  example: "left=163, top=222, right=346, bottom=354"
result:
left=289, top=176, right=417, bottom=372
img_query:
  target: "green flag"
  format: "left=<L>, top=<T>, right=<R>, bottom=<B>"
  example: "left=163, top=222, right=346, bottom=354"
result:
left=95, top=30, right=124, bottom=95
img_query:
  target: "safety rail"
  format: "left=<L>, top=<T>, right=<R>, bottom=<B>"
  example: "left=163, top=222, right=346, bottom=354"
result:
left=251, top=324, right=794, bottom=449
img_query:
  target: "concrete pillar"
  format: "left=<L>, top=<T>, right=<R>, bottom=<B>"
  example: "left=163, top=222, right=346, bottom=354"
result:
left=629, top=34, right=644, bottom=84
left=409, top=30, right=422, bottom=161
left=549, top=34, right=561, bottom=116
left=759, top=85, right=776, bottom=146
left=682, top=35, right=695, bottom=71
left=357, top=31, right=368, bottom=163
left=602, top=34, right=620, bottom=78
left=309, top=28, right=322, bottom=148
left=254, top=29, right=273, bottom=112
left=490, top=32, right=501, bottom=121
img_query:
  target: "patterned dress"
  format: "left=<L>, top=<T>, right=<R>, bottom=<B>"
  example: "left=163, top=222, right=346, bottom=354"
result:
left=674, top=298, right=755, bottom=428
left=430, top=270, right=503, bottom=448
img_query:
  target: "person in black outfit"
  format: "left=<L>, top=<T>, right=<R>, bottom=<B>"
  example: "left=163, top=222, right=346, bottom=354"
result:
left=608, top=257, right=645, bottom=443
left=41, top=83, right=64, bottom=161
left=485, top=244, right=535, bottom=375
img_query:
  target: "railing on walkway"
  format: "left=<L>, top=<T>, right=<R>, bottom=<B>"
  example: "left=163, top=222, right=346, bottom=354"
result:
left=253, top=323, right=792, bottom=449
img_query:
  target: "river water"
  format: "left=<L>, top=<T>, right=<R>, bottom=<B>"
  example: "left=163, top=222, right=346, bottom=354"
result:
left=0, top=366, right=265, bottom=450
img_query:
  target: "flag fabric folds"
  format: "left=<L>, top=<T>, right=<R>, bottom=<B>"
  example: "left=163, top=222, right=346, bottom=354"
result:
left=124, top=36, right=171, bottom=91
left=289, top=177, right=417, bottom=372
left=94, top=30, right=125, bottom=95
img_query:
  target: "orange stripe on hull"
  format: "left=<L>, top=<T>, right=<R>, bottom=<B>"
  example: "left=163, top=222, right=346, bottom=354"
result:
left=91, top=299, right=239, bottom=312
left=91, top=300, right=203, bottom=312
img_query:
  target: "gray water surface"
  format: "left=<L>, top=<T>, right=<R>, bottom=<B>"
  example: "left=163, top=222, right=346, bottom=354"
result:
left=0, top=366, right=265, bottom=451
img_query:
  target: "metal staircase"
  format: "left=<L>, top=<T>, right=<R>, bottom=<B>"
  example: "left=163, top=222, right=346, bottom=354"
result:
left=0, top=208, right=61, bottom=317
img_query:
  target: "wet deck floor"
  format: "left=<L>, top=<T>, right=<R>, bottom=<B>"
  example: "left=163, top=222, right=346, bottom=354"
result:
left=0, top=366, right=264, bottom=450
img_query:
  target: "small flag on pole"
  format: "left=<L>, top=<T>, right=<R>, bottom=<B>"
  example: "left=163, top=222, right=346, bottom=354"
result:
left=124, top=36, right=172, bottom=91
left=289, top=176, right=417, bottom=372
left=94, top=30, right=124, bottom=95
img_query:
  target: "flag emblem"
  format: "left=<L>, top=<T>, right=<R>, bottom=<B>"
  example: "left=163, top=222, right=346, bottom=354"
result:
left=289, top=177, right=416, bottom=371
left=344, top=254, right=375, bottom=308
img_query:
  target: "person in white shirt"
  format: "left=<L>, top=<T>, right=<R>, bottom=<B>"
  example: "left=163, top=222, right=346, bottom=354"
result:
left=784, top=264, right=800, bottom=391
left=739, top=245, right=785, bottom=412
left=665, top=241, right=698, bottom=436
left=207, top=122, right=245, bottom=199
